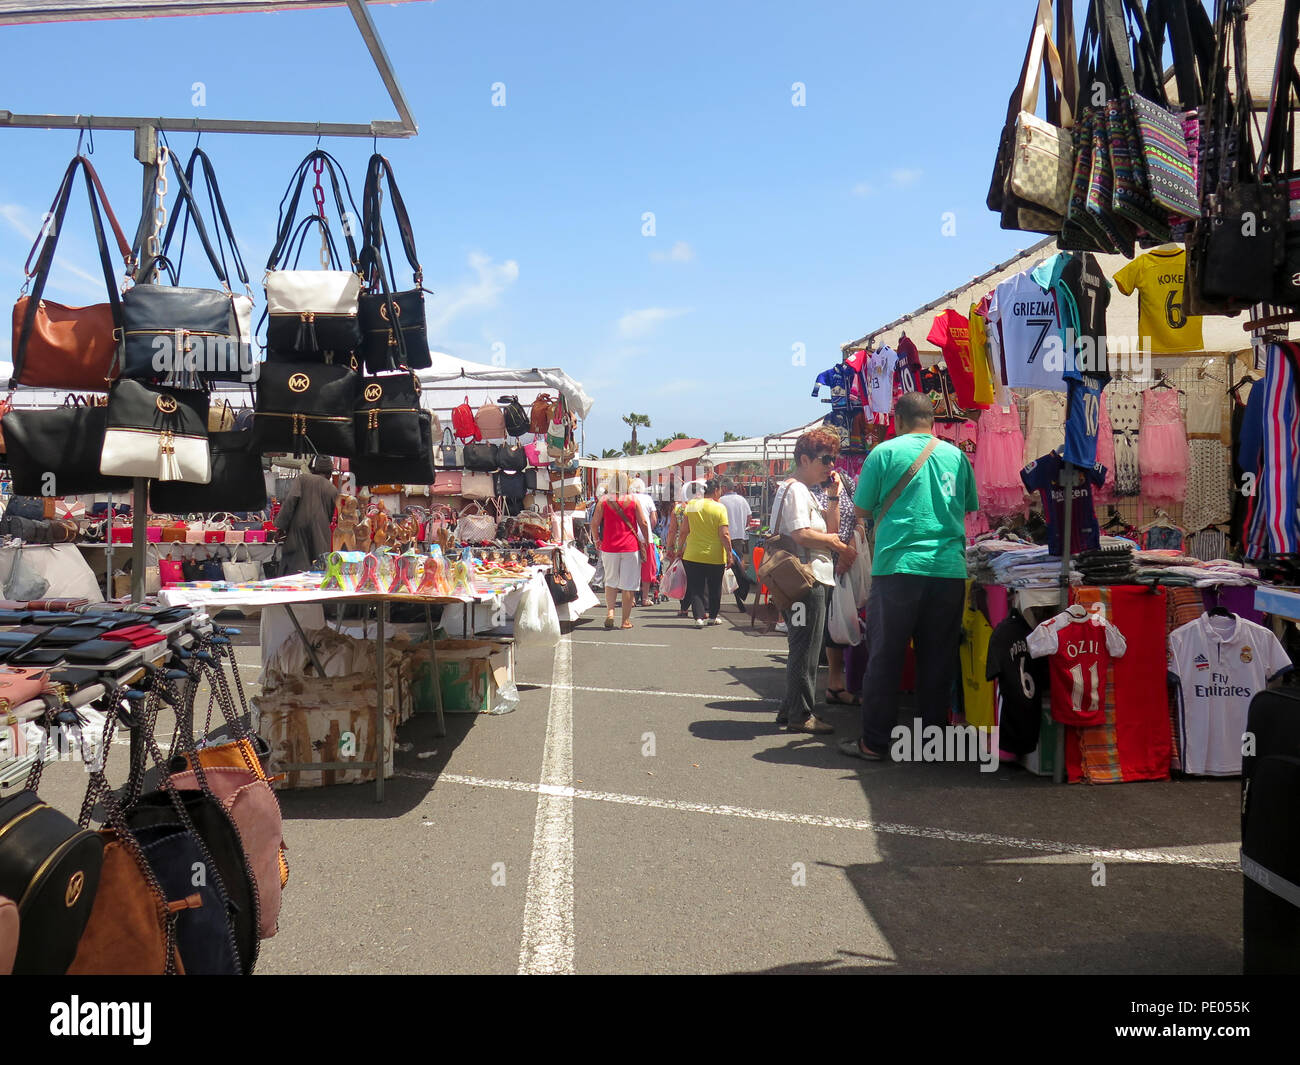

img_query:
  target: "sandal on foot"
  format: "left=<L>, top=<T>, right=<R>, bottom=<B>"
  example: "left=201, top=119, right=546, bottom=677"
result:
left=621, top=620, right=634, bottom=629
left=824, top=688, right=860, bottom=706
left=786, top=715, right=834, bottom=735
left=604, top=616, right=616, bottom=629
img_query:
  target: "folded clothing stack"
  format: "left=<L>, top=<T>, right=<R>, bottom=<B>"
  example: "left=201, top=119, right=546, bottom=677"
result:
left=1074, top=543, right=1138, bottom=585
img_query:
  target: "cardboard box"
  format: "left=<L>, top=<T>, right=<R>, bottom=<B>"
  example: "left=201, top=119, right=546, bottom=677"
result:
left=409, top=638, right=515, bottom=714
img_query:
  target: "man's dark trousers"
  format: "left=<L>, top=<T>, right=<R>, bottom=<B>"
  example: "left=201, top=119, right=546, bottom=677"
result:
left=860, top=573, right=966, bottom=754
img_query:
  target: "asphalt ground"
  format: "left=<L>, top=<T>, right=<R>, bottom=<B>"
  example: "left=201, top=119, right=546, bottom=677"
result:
left=32, top=599, right=1244, bottom=975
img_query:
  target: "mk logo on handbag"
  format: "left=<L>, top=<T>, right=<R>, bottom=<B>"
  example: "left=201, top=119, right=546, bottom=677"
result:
left=364, top=383, right=382, bottom=402
left=155, top=395, right=178, bottom=414
left=65, top=870, right=85, bottom=907
left=288, top=373, right=310, bottom=393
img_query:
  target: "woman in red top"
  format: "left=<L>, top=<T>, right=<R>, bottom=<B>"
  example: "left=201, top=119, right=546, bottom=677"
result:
left=591, top=471, right=650, bottom=630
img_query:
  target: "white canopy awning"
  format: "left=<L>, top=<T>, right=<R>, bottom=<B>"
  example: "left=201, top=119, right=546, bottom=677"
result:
left=702, top=419, right=823, bottom=466
left=579, top=447, right=709, bottom=471
left=416, top=352, right=593, bottom=420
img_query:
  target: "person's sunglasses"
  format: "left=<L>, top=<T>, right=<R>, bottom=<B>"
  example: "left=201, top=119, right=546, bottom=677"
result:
left=816, top=453, right=835, bottom=465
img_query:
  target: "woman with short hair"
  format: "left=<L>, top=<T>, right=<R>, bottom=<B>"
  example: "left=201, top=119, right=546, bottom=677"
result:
left=769, top=428, right=850, bottom=733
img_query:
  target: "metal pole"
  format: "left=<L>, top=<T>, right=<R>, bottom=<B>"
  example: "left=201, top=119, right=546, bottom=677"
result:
left=130, top=125, right=158, bottom=604
left=1054, top=457, right=1074, bottom=785
left=375, top=600, right=387, bottom=802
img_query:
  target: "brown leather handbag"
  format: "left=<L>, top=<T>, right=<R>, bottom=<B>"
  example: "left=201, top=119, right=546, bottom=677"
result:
left=10, top=155, right=133, bottom=391
left=0, top=895, right=16, bottom=975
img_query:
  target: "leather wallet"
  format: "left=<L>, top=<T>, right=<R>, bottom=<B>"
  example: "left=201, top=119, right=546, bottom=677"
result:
left=9, top=648, right=66, bottom=666
left=62, top=639, right=131, bottom=664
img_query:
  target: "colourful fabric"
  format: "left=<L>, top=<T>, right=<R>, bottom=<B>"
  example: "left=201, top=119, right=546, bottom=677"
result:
left=1246, top=343, right=1300, bottom=559
left=1021, top=451, right=1106, bottom=556
left=928, top=310, right=982, bottom=410
left=1027, top=607, right=1128, bottom=726
left=967, top=303, right=997, bottom=407
left=959, top=582, right=997, bottom=728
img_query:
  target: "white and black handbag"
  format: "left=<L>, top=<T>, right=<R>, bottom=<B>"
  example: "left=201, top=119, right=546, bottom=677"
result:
left=100, top=378, right=211, bottom=483
left=263, top=150, right=364, bottom=361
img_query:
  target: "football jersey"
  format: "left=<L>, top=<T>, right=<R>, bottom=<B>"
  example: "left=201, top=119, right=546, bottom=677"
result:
left=1027, top=607, right=1128, bottom=726
left=865, top=347, right=896, bottom=423
left=811, top=363, right=855, bottom=407
left=1064, top=373, right=1106, bottom=469
left=1167, top=613, right=1292, bottom=775
left=928, top=310, right=984, bottom=411
left=896, top=335, right=923, bottom=392
left=989, top=271, right=1066, bottom=392
left=1113, top=248, right=1204, bottom=354
left=986, top=610, right=1048, bottom=754
left=967, top=302, right=997, bottom=406
left=1021, top=451, right=1107, bottom=556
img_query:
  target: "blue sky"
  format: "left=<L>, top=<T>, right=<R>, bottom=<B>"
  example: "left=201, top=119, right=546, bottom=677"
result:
left=0, top=0, right=1041, bottom=452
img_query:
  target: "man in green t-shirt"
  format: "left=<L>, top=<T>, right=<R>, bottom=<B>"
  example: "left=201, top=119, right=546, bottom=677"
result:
left=841, top=392, right=978, bottom=762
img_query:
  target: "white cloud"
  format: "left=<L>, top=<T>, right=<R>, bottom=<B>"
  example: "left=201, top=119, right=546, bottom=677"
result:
left=891, top=168, right=923, bottom=188
left=425, top=251, right=519, bottom=336
left=650, top=240, right=695, bottom=263
left=617, top=307, right=689, bottom=339
left=851, top=182, right=874, bottom=198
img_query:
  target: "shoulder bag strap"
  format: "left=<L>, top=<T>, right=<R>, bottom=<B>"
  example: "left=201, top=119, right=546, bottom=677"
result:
left=877, top=438, right=940, bottom=524
left=160, top=148, right=243, bottom=290
left=361, top=153, right=422, bottom=289
left=1260, top=0, right=1300, bottom=182
left=266, top=149, right=361, bottom=271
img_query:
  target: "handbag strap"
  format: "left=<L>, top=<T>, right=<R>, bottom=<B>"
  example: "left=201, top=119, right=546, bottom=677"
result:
left=15, top=157, right=130, bottom=379
left=1260, top=0, right=1300, bottom=181
left=604, top=496, right=640, bottom=539
left=155, top=148, right=240, bottom=290
left=266, top=149, right=361, bottom=272
left=1006, top=0, right=1076, bottom=129
left=360, top=153, right=422, bottom=288
left=878, top=438, right=940, bottom=524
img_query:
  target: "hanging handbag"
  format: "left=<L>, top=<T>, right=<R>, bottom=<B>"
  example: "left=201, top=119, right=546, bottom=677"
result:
left=530, top=393, right=554, bottom=434
left=434, top=426, right=464, bottom=468
left=498, top=440, right=527, bottom=472
left=161, top=147, right=258, bottom=382
left=150, top=429, right=267, bottom=513
left=354, top=370, right=423, bottom=458
left=543, top=548, right=579, bottom=604
left=3, top=547, right=49, bottom=602
left=263, top=151, right=363, bottom=360
left=495, top=471, right=526, bottom=511
left=159, top=546, right=186, bottom=587
left=452, top=396, right=481, bottom=441
left=10, top=155, right=133, bottom=391
left=182, top=556, right=205, bottom=582
left=501, top=395, right=531, bottom=438
left=461, top=470, right=495, bottom=499
left=1, top=406, right=131, bottom=501
left=475, top=398, right=507, bottom=442
left=431, top=470, right=463, bottom=496
left=463, top=441, right=500, bottom=471
left=0, top=711, right=105, bottom=975
left=1260, top=0, right=1300, bottom=308
left=455, top=502, right=498, bottom=542
left=221, top=543, right=263, bottom=584
left=525, top=466, right=552, bottom=491
left=352, top=410, right=435, bottom=488
left=516, top=508, right=551, bottom=541
left=253, top=361, right=360, bottom=457
left=100, top=378, right=211, bottom=482
left=358, top=154, right=431, bottom=371
left=988, top=0, right=1078, bottom=231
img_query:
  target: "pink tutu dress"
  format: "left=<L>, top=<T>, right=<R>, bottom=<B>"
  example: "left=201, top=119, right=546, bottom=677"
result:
left=1138, top=388, right=1189, bottom=508
left=974, top=400, right=1028, bottom=519
left=1094, top=392, right=1117, bottom=504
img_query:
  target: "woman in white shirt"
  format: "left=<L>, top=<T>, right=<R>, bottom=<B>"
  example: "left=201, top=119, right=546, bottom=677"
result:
left=769, top=428, right=852, bottom=734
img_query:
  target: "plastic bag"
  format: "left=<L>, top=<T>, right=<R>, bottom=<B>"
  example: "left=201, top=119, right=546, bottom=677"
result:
left=514, top=573, right=561, bottom=649
left=722, top=567, right=738, bottom=595
left=849, top=528, right=872, bottom=609
left=662, top=558, right=687, bottom=599
left=827, top=572, right=862, bottom=646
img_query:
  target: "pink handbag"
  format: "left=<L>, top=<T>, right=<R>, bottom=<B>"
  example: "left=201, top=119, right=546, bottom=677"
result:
left=224, top=530, right=245, bottom=545
left=524, top=441, right=543, bottom=467
left=0, top=666, right=50, bottom=707
left=159, top=558, right=185, bottom=587
left=244, top=529, right=267, bottom=544
left=431, top=470, right=462, bottom=497
left=146, top=525, right=163, bottom=543
left=169, top=766, right=285, bottom=939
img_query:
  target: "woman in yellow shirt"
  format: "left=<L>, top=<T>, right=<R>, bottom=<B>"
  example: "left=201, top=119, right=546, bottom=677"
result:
left=676, top=479, right=735, bottom=627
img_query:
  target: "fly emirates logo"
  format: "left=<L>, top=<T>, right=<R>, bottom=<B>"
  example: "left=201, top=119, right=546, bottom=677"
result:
left=1193, top=671, right=1253, bottom=699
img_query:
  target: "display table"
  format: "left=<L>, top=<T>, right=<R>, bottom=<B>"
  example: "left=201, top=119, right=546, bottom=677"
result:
left=159, top=580, right=531, bottom=801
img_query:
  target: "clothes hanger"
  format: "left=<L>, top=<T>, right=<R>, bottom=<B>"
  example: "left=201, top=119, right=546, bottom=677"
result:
left=1138, top=508, right=1177, bottom=533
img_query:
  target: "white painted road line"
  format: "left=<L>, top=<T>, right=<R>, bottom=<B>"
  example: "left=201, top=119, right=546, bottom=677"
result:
left=710, top=646, right=787, bottom=653
left=570, top=640, right=669, bottom=648
left=516, top=636, right=576, bottom=975
left=395, top=769, right=1237, bottom=872
left=532, top=682, right=777, bottom=703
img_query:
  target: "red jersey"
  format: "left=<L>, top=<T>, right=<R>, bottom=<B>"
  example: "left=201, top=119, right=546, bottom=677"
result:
left=928, top=310, right=979, bottom=410
left=1026, top=609, right=1128, bottom=725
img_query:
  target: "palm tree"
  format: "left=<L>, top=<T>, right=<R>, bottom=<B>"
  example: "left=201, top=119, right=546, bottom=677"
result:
left=622, top=412, right=652, bottom=451
left=601, top=448, right=622, bottom=459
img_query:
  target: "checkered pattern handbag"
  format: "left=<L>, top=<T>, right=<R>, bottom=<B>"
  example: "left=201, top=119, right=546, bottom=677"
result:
left=1010, top=110, right=1075, bottom=218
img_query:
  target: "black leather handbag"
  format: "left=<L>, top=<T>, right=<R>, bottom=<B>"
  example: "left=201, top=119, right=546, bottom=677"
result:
left=160, top=147, right=258, bottom=383
left=264, top=151, right=364, bottom=360
left=0, top=404, right=132, bottom=497
left=463, top=441, right=499, bottom=471
left=150, top=429, right=267, bottom=513
left=0, top=721, right=105, bottom=975
left=501, top=395, right=530, bottom=438
left=498, top=441, right=527, bottom=472
left=253, top=361, right=359, bottom=457
left=351, top=411, right=435, bottom=487
left=354, top=370, right=423, bottom=458
left=359, top=154, right=430, bottom=372
left=544, top=549, right=580, bottom=605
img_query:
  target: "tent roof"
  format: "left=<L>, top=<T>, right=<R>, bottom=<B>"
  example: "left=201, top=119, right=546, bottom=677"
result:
left=660, top=438, right=708, bottom=451
left=416, top=352, right=593, bottom=420
left=703, top=419, right=823, bottom=466
left=0, top=1, right=410, bottom=24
